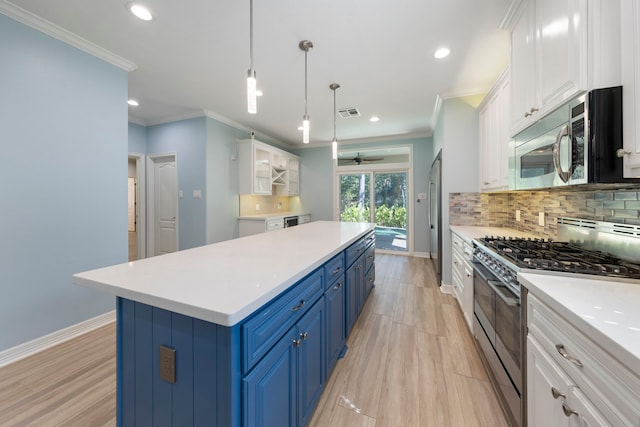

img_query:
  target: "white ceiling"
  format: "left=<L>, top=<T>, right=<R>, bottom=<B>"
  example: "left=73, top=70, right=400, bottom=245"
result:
left=4, top=0, right=511, bottom=148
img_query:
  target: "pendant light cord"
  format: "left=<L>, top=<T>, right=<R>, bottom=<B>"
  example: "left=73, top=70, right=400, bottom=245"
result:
left=333, top=88, right=336, bottom=138
left=249, top=0, right=253, bottom=71
left=304, top=50, right=308, bottom=117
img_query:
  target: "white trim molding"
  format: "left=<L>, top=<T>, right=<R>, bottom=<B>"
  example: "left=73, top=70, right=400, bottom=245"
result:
left=0, top=1, right=137, bottom=71
left=0, top=310, right=116, bottom=368
left=440, top=283, right=454, bottom=295
left=413, top=251, right=430, bottom=258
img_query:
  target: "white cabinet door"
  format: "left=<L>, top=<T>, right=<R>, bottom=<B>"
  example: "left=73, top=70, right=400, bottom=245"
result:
left=479, top=72, right=510, bottom=192
left=287, top=157, right=300, bottom=196
left=527, top=336, right=571, bottom=427
left=566, top=387, right=612, bottom=427
left=510, top=0, right=537, bottom=133
left=253, top=144, right=272, bottom=195
left=509, top=0, right=587, bottom=135
left=621, top=0, right=640, bottom=177
left=535, top=0, right=587, bottom=110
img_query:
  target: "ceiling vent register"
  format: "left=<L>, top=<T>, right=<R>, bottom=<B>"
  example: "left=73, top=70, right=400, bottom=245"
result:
left=338, top=107, right=361, bottom=118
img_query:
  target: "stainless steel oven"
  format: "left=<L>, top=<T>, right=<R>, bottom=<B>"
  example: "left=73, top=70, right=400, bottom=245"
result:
left=473, top=260, right=522, bottom=427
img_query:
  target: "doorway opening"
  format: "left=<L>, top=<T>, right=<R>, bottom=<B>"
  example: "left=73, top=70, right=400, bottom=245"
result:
left=335, top=146, right=412, bottom=253
left=128, top=153, right=146, bottom=260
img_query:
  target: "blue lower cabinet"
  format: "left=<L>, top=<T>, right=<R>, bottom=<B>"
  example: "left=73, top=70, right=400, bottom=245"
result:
left=242, top=329, right=297, bottom=427
left=297, top=298, right=325, bottom=426
left=324, top=277, right=345, bottom=375
left=345, top=257, right=364, bottom=336
left=243, top=298, right=325, bottom=427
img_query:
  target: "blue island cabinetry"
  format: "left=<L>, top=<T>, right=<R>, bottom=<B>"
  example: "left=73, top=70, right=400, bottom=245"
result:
left=116, top=229, right=375, bottom=427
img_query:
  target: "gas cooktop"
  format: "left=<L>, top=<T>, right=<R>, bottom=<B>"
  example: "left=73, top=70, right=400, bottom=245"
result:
left=476, top=236, right=640, bottom=279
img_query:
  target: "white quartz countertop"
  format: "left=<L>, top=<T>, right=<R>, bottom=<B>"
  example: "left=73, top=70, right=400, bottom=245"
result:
left=238, top=211, right=310, bottom=220
left=74, top=221, right=374, bottom=327
left=519, top=272, right=640, bottom=374
left=449, top=225, right=537, bottom=244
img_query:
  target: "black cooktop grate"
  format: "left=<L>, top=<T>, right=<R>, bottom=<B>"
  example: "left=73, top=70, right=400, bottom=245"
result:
left=477, top=237, right=640, bottom=279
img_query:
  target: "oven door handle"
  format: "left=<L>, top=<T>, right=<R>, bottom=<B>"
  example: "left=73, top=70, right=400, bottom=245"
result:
left=487, top=280, right=520, bottom=306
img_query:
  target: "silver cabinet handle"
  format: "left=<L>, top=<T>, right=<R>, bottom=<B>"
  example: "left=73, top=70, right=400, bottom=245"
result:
left=551, top=387, right=565, bottom=400
left=332, top=267, right=341, bottom=274
left=300, top=332, right=308, bottom=341
left=562, top=403, right=578, bottom=417
left=333, top=282, right=343, bottom=290
left=293, top=337, right=302, bottom=347
left=617, top=149, right=631, bottom=158
left=530, top=107, right=539, bottom=113
left=524, top=111, right=532, bottom=118
left=555, top=344, right=583, bottom=367
left=291, top=300, right=306, bottom=311
left=367, top=255, right=374, bottom=260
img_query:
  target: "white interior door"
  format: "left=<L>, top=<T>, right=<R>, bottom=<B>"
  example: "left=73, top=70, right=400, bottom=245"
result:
left=149, top=154, right=178, bottom=256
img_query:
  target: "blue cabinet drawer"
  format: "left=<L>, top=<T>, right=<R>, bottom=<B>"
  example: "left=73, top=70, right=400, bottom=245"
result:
left=345, top=239, right=365, bottom=268
left=324, top=253, right=344, bottom=290
left=364, top=231, right=375, bottom=248
left=242, top=268, right=324, bottom=373
left=364, top=243, right=375, bottom=273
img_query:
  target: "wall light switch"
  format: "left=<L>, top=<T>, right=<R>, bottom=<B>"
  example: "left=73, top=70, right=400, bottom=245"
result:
left=538, top=212, right=545, bottom=226
left=193, top=189, right=202, bottom=199
left=256, top=204, right=260, bottom=210
left=178, top=190, right=183, bottom=199
left=515, top=210, right=521, bottom=222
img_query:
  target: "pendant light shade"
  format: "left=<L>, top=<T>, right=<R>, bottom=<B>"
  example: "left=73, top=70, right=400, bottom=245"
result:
left=330, top=83, right=340, bottom=160
left=247, top=0, right=257, bottom=114
left=299, top=40, right=313, bottom=144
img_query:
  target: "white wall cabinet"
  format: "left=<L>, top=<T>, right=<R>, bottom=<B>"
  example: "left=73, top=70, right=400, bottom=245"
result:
left=527, top=293, right=640, bottom=426
left=238, top=139, right=300, bottom=195
left=621, top=0, right=640, bottom=177
left=450, top=231, right=474, bottom=330
left=507, top=0, right=588, bottom=136
left=478, top=70, right=510, bottom=192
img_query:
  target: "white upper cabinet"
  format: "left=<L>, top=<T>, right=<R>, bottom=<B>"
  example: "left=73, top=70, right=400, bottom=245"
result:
left=479, top=69, right=511, bottom=192
left=507, top=0, right=588, bottom=136
left=238, top=139, right=300, bottom=195
left=621, top=0, right=640, bottom=177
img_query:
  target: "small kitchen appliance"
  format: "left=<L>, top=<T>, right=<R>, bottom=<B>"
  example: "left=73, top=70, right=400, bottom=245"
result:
left=512, top=86, right=640, bottom=190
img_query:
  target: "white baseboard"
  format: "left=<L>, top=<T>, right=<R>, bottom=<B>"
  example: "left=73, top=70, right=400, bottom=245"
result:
left=440, top=283, right=453, bottom=294
left=0, top=310, right=116, bottom=368
left=413, top=251, right=430, bottom=258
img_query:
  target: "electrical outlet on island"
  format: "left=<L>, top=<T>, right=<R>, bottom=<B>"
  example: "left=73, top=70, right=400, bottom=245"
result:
left=538, top=212, right=545, bottom=226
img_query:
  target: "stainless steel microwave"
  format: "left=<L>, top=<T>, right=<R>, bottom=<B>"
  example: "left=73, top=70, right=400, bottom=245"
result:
left=510, top=86, right=638, bottom=190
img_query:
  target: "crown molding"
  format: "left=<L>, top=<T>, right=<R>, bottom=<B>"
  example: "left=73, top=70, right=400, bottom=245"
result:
left=0, top=1, right=137, bottom=72
left=203, top=110, right=288, bottom=147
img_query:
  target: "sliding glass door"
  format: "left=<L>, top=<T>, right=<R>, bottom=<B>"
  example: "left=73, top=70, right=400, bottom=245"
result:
left=338, top=171, right=408, bottom=252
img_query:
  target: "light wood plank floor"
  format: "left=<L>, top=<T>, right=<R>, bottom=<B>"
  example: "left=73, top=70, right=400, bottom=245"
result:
left=0, top=254, right=507, bottom=426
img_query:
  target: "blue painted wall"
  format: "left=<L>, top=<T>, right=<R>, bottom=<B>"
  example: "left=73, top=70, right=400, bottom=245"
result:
left=297, top=137, right=433, bottom=254
left=128, top=122, right=147, bottom=154
left=205, top=117, right=249, bottom=244
left=147, top=117, right=207, bottom=250
left=0, top=14, right=127, bottom=351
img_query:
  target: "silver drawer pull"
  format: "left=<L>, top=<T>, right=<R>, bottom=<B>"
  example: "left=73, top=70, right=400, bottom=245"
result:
left=551, top=387, right=565, bottom=400
left=561, top=403, right=578, bottom=417
left=555, top=344, right=583, bottom=367
left=333, top=282, right=342, bottom=290
left=291, top=300, right=306, bottom=311
left=332, top=267, right=341, bottom=274
left=367, top=255, right=373, bottom=260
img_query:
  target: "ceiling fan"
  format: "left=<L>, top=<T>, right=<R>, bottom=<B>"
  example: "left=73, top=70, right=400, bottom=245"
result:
left=338, top=152, right=385, bottom=165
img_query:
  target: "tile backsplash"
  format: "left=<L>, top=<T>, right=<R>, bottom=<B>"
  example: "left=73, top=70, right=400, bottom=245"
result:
left=239, top=194, right=302, bottom=216
left=450, top=187, right=640, bottom=239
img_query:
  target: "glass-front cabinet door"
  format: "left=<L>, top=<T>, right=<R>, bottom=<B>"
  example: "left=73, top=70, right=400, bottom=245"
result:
left=253, top=144, right=272, bottom=195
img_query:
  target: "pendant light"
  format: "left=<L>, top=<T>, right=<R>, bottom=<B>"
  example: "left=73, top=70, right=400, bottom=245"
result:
left=330, top=83, right=340, bottom=159
left=299, top=40, right=313, bottom=143
left=247, top=0, right=257, bottom=114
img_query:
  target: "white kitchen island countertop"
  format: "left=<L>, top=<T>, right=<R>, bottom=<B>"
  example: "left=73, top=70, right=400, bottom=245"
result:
left=74, top=221, right=374, bottom=326
left=519, top=272, right=640, bottom=374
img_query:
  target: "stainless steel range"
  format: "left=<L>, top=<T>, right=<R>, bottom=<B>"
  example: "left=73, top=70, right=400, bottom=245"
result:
left=471, top=217, right=640, bottom=427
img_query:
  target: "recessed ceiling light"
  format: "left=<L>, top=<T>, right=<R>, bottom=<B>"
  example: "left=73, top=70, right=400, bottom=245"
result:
left=434, top=47, right=450, bottom=59
left=128, top=99, right=139, bottom=106
left=127, top=3, right=153, bottom=21
left=370, top=116, right=380, bottom=122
